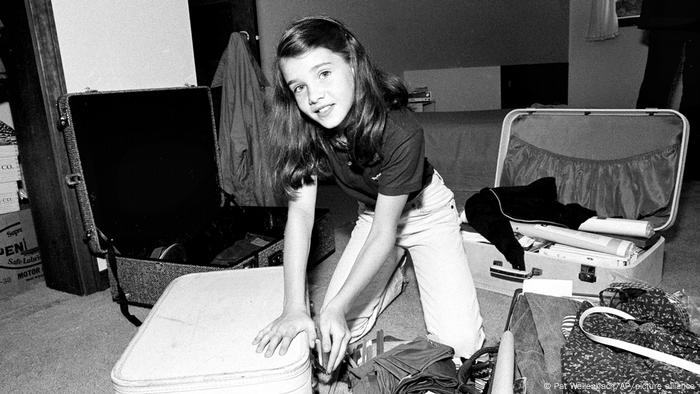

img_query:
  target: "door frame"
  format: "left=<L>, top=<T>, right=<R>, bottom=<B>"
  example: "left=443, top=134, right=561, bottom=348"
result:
left=1, top=0, right=105, bottom=295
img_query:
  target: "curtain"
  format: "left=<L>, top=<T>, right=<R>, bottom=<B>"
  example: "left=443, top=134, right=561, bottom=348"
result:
left=586, top=0, right=619, bottom=41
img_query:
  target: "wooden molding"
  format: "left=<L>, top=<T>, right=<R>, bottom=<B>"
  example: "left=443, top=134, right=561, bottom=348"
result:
left=1, top=0, right=105, bottom=295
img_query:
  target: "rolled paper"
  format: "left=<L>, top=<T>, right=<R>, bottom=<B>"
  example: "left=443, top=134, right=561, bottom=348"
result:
left=578, top=217, right=654, bottom=238
left=511, top=222, right=635, bottom=257
left=490, top=330, right=515, bottom=394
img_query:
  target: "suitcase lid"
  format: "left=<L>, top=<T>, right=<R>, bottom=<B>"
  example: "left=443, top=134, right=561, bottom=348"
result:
left=495, top=108, right=689, bottom=232
left=110, top=267, right=311, bottom=391
left=58, top=87, right=222, bottom=256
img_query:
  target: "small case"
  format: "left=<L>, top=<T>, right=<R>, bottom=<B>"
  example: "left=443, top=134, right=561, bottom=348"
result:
left=111, top=267, right=312, bottom=393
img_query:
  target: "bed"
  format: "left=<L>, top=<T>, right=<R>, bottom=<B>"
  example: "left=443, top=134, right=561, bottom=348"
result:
left=414, top=109, right=510, bottom=206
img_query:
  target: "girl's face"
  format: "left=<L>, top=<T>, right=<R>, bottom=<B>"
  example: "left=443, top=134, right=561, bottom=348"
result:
left=280, top=47, right=355, bottom=130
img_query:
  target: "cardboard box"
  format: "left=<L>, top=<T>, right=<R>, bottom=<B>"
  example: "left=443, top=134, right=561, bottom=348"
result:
left=0, top=144, right=21, bottom=183
left=0, top=209, right=43, bottom=298
left=0, top=181, right=20, bottom=214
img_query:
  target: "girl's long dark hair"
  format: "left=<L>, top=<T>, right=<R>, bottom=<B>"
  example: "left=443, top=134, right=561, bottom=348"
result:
left=267, top=16, right=408, bottom=198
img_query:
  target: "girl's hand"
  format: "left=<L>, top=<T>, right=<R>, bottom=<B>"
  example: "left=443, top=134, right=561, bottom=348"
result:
left=318, top=301, right=351, bottom=372
left=252, top=309, right=316, bottom=357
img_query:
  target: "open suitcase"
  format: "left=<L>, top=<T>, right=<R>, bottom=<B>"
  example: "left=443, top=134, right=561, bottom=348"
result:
left=462, top=108, right=688, bottom=296
left=57, top=87, right=335, bottom=308
left=111, top=267, right=312, bottom=393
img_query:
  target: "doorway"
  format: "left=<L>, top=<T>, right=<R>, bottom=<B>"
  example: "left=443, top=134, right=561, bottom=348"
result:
left=188, top=0, right=260, bottom=131
left=0, top=0, right=103, bottom=295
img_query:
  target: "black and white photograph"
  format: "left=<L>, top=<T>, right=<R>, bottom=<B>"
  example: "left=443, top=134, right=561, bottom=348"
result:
left=1, top=1, right=699, bottom=393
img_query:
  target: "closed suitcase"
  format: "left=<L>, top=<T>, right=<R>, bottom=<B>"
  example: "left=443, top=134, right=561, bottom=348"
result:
left=57, top=87, right=335, bottom=307
left=111, top=267, right=312, bottom=393
left=462, top=108, right=688, bottom=296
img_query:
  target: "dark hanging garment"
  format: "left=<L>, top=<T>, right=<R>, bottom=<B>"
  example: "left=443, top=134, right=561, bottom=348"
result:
left=464, top=177, right=596, bottom=270
left=636, top=0, right=700, bottom=180
left=211, top=32, right=278, bottom=206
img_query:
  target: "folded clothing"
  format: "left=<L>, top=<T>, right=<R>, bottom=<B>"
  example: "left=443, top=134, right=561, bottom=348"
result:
left=464, top=177, right=596, bottom=270
left=348, top=336, right=457, bottom=394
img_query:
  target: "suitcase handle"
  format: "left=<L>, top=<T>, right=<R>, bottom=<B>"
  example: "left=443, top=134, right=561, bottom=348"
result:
left=490, top=261, right=542, bottom=283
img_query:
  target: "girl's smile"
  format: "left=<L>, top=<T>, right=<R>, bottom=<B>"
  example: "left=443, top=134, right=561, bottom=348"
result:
left=280, top=47, right=355, bottom=130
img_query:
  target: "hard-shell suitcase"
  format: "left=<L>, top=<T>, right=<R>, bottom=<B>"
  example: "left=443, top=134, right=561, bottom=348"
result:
left=462, top=108, right=688, bottom=296
left=111, top=267, right=312, bottom=393
left=57, top=87, right=335, bottom=307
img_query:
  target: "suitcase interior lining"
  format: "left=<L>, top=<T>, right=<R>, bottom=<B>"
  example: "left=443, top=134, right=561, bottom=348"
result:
left=509, top=113, right=683, bottom=160
left=501, top=112, right=683, bottom=227
left=67, top=89, right=226, bottom=260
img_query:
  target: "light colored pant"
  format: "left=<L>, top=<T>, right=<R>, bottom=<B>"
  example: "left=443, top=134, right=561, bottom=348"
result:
left=321, top=171, right=485, bottom=358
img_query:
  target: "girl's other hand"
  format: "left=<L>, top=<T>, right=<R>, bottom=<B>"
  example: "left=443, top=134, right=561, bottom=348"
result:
left=318, top=301, right=351, bottom=372
left=252, top=309, right=316, bottom=357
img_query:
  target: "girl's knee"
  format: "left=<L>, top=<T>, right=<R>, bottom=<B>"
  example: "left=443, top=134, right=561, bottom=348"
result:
left=432, top=326, right=485, bottom=359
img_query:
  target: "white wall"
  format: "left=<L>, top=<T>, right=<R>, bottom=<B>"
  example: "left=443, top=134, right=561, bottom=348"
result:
left=0, top=103, right=13, bottom=128
left=51, top=0, right=197, bottom=93
left=568, top=0, right=648, bottom=108
left=403, top=67, right=501, bottom=111
left=256, top=0, right=568, bottom=79
left=46, top=0, right=657, bottom=110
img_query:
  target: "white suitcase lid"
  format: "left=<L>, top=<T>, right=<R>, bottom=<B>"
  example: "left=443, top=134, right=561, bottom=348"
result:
left=494, top=108, right=689, bottom=232
left=111, top=267, right=310, bottom=391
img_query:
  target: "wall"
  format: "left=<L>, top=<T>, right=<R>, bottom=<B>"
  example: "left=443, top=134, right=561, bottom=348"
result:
left=48, top=1, right=653, bottom=110
left=568, top=0, right=648, bottom=108
left=51, top=0, right=197, bottom=93
left=256, top=0, right=569, bottom=80
left=0, top=102, right=12, bottom=127
left=404, top=66, right=501, bottom=111
left=257, top=1, right=670, bottom=111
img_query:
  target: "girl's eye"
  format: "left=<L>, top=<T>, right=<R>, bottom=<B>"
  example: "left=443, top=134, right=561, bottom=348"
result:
left=292, top=85, right=305, bottom=94
left=319, top=70, right=331, bottom=79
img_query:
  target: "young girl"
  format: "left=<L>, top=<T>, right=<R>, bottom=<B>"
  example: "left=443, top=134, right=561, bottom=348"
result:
left=253, top=16, right=484, bottom=372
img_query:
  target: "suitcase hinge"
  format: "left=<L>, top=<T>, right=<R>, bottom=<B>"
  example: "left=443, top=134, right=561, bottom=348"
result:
left=57, top=116, right=69, bottom=130
left=85, top=229, right=95, bottom=245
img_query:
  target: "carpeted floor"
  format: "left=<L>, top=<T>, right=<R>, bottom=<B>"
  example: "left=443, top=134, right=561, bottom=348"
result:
left=0, top=181, right=697, bottom=393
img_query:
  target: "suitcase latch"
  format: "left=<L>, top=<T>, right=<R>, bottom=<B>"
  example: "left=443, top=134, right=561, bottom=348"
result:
left=579, top=265, right=597, bottom=283
left=65, top=173, right=83, bottom=187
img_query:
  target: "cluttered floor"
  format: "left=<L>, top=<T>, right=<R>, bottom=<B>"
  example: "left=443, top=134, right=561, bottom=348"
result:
left=312, top=180, right=700, bottom=393
left=0, top=181, right=698, bottom=393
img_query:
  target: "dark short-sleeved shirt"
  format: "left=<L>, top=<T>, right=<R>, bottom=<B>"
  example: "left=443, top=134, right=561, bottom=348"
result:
left=326, top=108, right=434, bottom=206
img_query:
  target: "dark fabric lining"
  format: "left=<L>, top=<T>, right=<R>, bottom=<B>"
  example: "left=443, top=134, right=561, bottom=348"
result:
left=501, top=136, right=680, bottom=227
